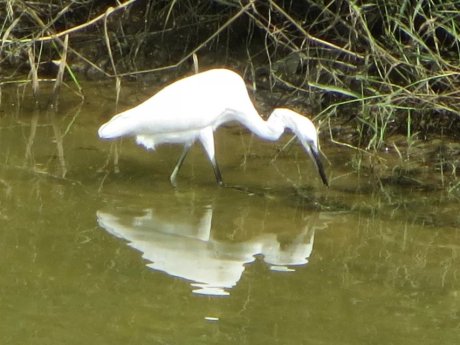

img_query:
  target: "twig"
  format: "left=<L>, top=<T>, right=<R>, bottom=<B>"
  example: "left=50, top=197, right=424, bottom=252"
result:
left=113, top=1, right=254, bottom=77
left=269, top=0, right=365, bottom=60
left=2, top=0, right=136, bottom=43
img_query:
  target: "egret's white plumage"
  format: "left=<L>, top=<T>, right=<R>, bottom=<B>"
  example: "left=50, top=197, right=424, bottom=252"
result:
left=98, top=68, right=328, bottom=186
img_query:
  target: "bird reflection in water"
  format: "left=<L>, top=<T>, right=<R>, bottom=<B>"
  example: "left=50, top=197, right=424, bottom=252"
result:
left=97, top=204, right=327, bottom=296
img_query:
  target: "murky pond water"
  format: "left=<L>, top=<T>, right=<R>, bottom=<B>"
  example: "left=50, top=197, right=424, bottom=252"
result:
left=1, top=81, right=459, bottom=344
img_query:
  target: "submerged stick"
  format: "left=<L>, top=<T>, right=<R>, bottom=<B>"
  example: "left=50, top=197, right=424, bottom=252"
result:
left=52, top=34, right=69, bottom=107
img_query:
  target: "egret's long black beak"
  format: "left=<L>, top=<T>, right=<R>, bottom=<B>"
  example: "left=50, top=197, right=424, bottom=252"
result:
left=310, top=147, right=329, bottom=186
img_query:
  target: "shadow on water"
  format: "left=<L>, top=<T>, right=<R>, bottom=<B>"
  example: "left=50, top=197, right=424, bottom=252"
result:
left=0, top=81, right=459, bottom=345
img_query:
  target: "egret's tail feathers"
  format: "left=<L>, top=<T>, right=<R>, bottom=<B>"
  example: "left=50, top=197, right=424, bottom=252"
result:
left=98, top=113, right=136, bottom=139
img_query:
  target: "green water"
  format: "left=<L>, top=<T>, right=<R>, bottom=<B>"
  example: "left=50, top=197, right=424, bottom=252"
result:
left=0, top=81, right=458, bottom=344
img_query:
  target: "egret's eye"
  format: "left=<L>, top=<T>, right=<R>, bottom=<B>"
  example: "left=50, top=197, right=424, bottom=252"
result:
left=306, top=140, right=315, bottom=148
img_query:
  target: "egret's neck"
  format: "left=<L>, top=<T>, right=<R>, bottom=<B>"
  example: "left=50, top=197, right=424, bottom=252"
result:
left=227, top=109, right=287, bottom=141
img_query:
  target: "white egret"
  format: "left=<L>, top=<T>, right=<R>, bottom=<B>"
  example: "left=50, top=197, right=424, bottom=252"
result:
left=98, top=68, right=328, bottom=186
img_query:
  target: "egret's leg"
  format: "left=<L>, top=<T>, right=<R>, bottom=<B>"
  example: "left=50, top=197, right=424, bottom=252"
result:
left=210, top=156, right=223, bottom=186
left=199, top=127, right=223, bottom=185
left=170, top=144, right=192, bottom=186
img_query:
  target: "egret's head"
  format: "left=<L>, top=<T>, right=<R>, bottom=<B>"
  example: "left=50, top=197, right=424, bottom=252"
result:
left=271, top=108, right=328, bottom=186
